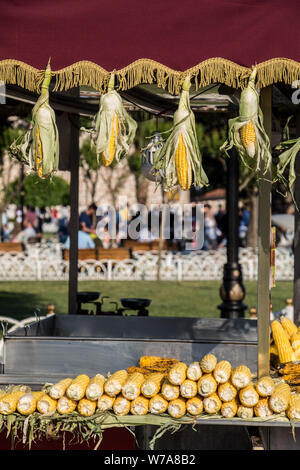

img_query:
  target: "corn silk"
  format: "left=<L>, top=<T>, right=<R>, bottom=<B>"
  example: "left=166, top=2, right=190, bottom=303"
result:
left=220, top=67, right=272, bottom=176
left=153, top=75, right=208, bottom=191
left=9, top=61, right=59, bottom=178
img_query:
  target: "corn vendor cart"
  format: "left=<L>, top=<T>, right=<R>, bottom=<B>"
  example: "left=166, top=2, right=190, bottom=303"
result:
left=0, top=0, right=300, bottom=451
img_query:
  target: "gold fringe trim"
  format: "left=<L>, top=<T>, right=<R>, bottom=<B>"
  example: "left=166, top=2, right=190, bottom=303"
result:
left=0, top=57, right=300, bottom=95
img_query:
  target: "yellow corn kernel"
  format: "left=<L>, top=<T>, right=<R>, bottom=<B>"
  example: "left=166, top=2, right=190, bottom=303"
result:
left=49, top=378, right=73, bottom=400
left=291, top=333, right=300, bottom=351
left=256, top=376, right=275, bottom=397
left=294, top=348, right=300, bottom=361
left=180, top=379, right=198, bottom=399
left=0, top=391, right=25, bottom=415
left=203, top=393, right=222, bottom=414
left=130, top=396, right=149, bottom=416
left=239, top=120, right=256, bottom=157
left=35, top=126, right=43, bottom=178
left=239, top=384, right=259, bottom=407
left=161, top=380, right=180, bottom=401
left=17, top=391, right=44, bottom=415
left=168, top=398, right=186, bottom=418
left=149, top=394, right=169, bottom=415
left=271, top=320, right=295, bottom=363
left=186, top=362, right=202, bottom=381
left=97, top=394, right=115, bottom=412
left=254, top=398, right=273, bottom=418
left=37, top=394, right=57, bottom=414
left=269, top=343, right=279, bottom=357
left=113, top=396, right=131, bottom=416
left=100, top=113, right=119, bottom=166
left=213, top=360, right=232, bottom=384
left=104, top=370, right=128, bottom=397
left=66, top=374, right=90, bottom=401
left=85, top=374, right=106, bottom=401
left=286, top=393, right=300, bottom=420
left=221, top=399, right=238, bottom=418
left=280, top=316, right=298, bottom=338
left=57, top=396, right=77, bottom=414
left=175, top=133, right=191, bottom=191
left=167, top=362, right=187, bottom=385
left=200, top=354, right=217, bottom=374
left=231, top=365, right=252, bottom=389
left=237, top=405, right=254, bottom=419
left=197, top=373, right=218, bottom=397
left=78, top=398, right=97, bottom=417
left=269, top=382, right=291, bottom=413
left=186, top=396, right=203, bottom=416
left=122, top=372, right=145, bottom=400
left=127, top=366, right=153, bottom=377
left=217, top=382, right=237, bottom=402
left=141, top=373, right=164, bottom=398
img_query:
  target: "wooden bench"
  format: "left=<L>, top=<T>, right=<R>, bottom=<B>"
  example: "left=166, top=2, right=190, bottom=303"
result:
left=63, top=248, right=131, bottom=261
left=63, top=249, right=97, bottom=261
left=124, top=240, right=169, bottom=251
left=0, top=242, right=23, bottom=253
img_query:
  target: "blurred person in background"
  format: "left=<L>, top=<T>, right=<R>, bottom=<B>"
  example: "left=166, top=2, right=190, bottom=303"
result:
left=64, top=222, right=95, bottom=249
left=79, top=203, right=97, bottom=235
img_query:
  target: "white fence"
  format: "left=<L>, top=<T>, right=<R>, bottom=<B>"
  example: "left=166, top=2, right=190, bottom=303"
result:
left=0, top=244, right=294, bottom=281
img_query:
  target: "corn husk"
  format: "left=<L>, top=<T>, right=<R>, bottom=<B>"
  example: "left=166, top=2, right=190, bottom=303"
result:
left=89, top=73, right=137, bottom=167
left=220, top=67, right=271, bottom=176
left=9, top=59, right=59, bottom=178
left=153, top=75, right=208, bottom=191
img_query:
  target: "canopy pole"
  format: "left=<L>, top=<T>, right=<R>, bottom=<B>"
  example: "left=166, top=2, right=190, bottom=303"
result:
left=257, top=85, right=272, bottom=378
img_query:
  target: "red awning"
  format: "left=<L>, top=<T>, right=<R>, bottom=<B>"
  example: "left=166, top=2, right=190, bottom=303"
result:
left=1, top=0, right=300, bottom=93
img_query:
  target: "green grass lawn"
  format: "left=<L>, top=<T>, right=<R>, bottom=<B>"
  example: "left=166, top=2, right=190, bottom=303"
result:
left=0, top=280, right=293, bottom=320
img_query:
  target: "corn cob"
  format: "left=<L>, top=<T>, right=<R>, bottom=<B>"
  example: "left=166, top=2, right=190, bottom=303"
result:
left=278, top=361, right=300, bottom=375
left=237, top=405, right=254, bottom=419
left=141, top=373, right=164, bottom=398
left=122, top=372, right=145, bottom=400
left=200, top=354, right=217, bottom=373
left=281, top=374, right=300, bottom=386
left=186, top=396, right=203, bottom=416
left=269, top=382, right=291, bottom=413
left=97, top=394, right=115, bottom=412
left=213, top=360, right=232, bottom=384
left=239, top=120, right=256, bottom=158
left=203, top=393, right=222, bottom=414
left=49, top=378, right=73, bottom=400
left=174, top=133, right=192, bottom=190
left=269, top=343, right=279, bottom=357
left=57, top=396, right=77, bottom=414
left=168, top=398, right=186, bottom=418
left=149, top=394, right=169, bottom=415
left=127, top=366, right=153, bottom=376
left=180, top=379, right=198, bottom=399
left=161, top=380, right=180, bottom=401
left=167, top=362, right=187, bottom=385
left=280, top=316, right=298, bottom=338
left=104, top=370, right=128, bottom=397
left=17, top=391, right=44, bottom=415
left=254, top=398, right=273, bottom=418
left=139, top=356, right=178, bottom=369
left=197, top=373, right=218, bottom=397
left=130, top=396, right=149, bottom=416
left=239, top=384, right=259, bottom=407
left=78, top=398, right=97, bottom=417
left=221, top=399, right=238, bottom=418
left=293, top=348, right=300, bottom=361
left=231, top=365, right=252, bottom=389
left=217, top=382, right=237, bottom=402
left=35, top=126, right=43, bottom=178
left=0, top=391, right=25, bottom=415
left=85, top=374, right=106, bottom=401
left=37, top=394, right=57, bottom=414
left=271, top=320, right=295, bottom=363
left=66, top=374, right=90, bottom=401
left=100, top=113, right=119, bottom=166
left=286, top=393, right=300, bottom=419
left=186, top=362, right=202, bottom=381
left=291, top=333, right=300, bottom=351
left=256, top=376, right=275, bottom=397
left=113, top=396, right=131, bottom=416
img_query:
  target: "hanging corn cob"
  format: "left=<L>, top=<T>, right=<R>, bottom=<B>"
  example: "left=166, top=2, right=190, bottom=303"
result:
left=220, top=67, right=271, bottom=176
left=57, top=396, right=77, bottom=415
left=217, top=382, right=237, bottom=402
left=149, top=394, right=169, bottom=415
left=213, top=360, right=232, bottom=384
left=89, top=73, right=137, bottom=167
left=167, top=362, right=187, bottom=385
left=122, top=372, right=145, bottom=400
left=9, top=59, right=59, bottom=178
left=256, top=376, right=275, bottom=397
left=17, top=391, right=44, bottom=415
left=37, top=394, right=57, bottom=415
left=221, top=399, right=238, bottom=418
left=269, top=382, right=291, bottom=413
left=180, top=379, right=198, bottom=399
left=168, top=398, right=186, bottom=418
left=141, top=373, right=164, bottom=398
left=280, top=316, right=298, bottom=338
left=104, top=370, right=128, bottom=397
left=231, top=365, right=252, bottom=389
left=254, top=398, right=273, bottom=418
left=97, top=394, right=115, bottom=412
left=85, top=374, right=106, bottom=401
left=239, top=384, right=259, bottom=408
left=153, top=75, right=208, bottom=191
left=66, top=374, right=90, bottom=401
left=200, top=354, right=217, bottom=374
left=271, top=320, right=295, bottom=363
left=130, top=396, right=149, bottom=416
left=113, top=396, right=131, bottom=416
left=186, top=396, right=203, bottom=416
left=77, top=398, right=97, bottom=417
left=48, top=378, right=73, bottom=400
left=186, top=362, right=202, bottom=381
